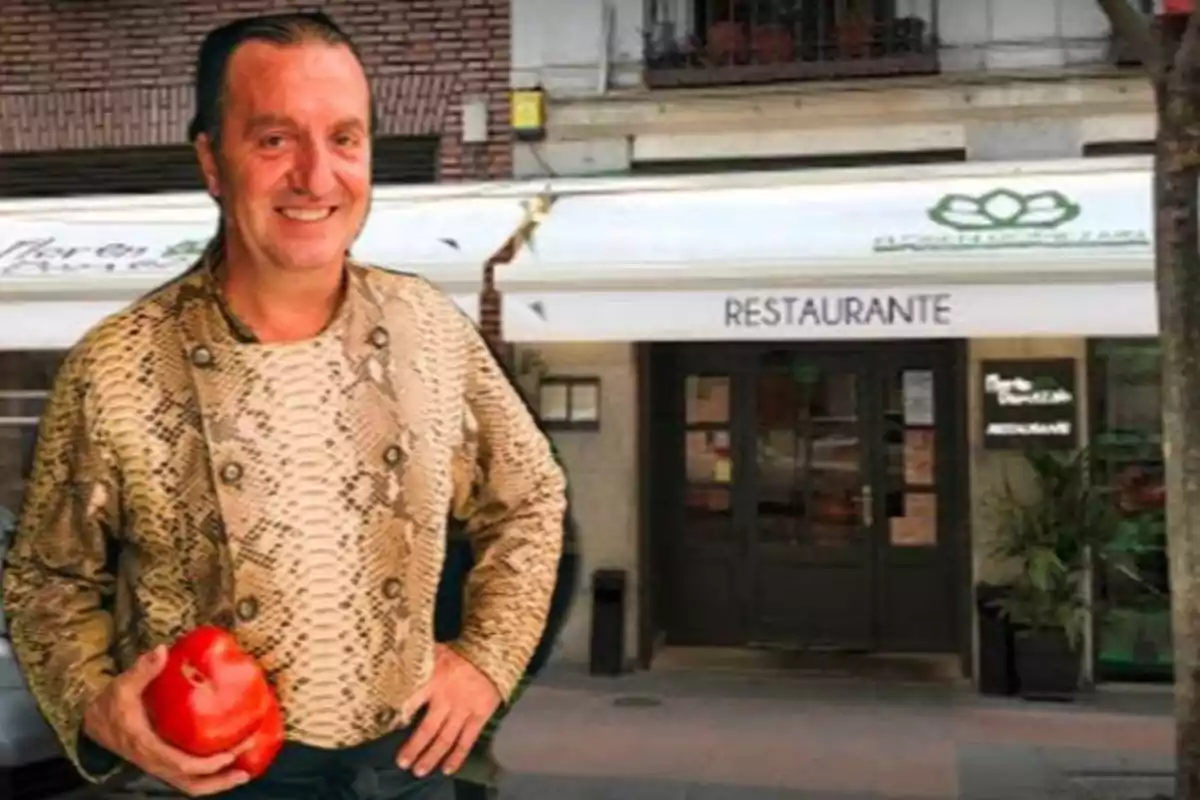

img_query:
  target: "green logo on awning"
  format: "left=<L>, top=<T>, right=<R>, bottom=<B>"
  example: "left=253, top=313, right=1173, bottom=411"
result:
left=872, top=186, right=1149, bottom=254
left=927, top=188, right=1081, bottom=231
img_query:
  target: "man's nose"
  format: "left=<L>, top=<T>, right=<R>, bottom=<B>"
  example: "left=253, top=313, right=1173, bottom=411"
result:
left=290, top=140, right=337, bottom=197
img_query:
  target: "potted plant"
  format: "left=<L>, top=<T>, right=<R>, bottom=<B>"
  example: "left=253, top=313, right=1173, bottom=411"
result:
left=984, top=447, right=1120, bottom=701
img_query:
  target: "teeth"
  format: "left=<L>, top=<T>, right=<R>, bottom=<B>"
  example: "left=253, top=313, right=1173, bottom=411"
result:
left=280, top=208, right=332, bottom=221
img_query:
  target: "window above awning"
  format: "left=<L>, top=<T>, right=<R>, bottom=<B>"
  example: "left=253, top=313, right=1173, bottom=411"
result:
left=497, top=158, right=1154, bottom=294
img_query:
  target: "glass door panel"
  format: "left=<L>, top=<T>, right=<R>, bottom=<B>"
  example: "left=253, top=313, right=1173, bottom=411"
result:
left=754, top=353, right=864, bottom=549
left=683, top=374, right=736, bottom=542
left=883, top=368, right=938, bottom=548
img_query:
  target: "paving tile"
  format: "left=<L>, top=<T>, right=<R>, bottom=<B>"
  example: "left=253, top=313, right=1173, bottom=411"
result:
left=957, top=743, right=1062, bottom=800
left=498, top=773, right=938, bottom=800
left=41, top=667, right=1181, bottom=800
left=1066, top=773, right=1174, bottom=800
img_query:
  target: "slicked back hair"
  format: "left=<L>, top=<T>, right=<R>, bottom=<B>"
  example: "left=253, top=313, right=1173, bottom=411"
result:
left=187, top=11, right=376, bottom=148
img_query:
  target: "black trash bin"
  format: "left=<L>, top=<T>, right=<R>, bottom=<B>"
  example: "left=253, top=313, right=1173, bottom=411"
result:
left=976, top=583, right=1017, bottom=696
left=590, top=568, right=626, bottom=676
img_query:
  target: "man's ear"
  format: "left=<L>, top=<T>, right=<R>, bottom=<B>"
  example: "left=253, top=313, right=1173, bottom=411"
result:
left=194, top=133, right=221, bottom=199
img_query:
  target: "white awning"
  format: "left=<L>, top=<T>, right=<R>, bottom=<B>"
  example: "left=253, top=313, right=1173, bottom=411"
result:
left=0, top=183, right=545, bottom=346
left=0, top=299, right=132, bottom=351
left=0, top=297, right=484, bottom=351
left=501, top=283, right=1157, bottom=343
left=497, top=158, right=1157, bottom=342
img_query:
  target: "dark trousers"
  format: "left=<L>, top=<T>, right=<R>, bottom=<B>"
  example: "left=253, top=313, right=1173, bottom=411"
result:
left=451, top=782, right=496, bottom=800
left=96, top=727, right=455, bottom=800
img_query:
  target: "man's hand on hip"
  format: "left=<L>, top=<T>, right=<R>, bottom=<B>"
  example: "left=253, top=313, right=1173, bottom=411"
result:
left=83, top=645, right=254, bottom=797
left=396, top=644, right=501, bottom=778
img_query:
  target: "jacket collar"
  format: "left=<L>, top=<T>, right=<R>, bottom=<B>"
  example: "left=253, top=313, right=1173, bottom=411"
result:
left=177, top=237, right=378, bottom=346
left=170, top=238, right=392, bottom=374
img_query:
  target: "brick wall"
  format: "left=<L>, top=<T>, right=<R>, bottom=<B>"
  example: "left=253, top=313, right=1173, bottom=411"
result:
left=0, top=0, right=513, bottom=181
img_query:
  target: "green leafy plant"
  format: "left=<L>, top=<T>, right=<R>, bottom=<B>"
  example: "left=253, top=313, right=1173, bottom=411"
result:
left=985, top=448, right=1121, bottom=651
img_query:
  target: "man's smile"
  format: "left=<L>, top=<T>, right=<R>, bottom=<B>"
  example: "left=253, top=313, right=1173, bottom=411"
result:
left=277, top=207, right=336, bottom=222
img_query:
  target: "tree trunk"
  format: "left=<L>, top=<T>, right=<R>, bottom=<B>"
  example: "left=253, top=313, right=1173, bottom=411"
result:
left=1091, top=8, right=1200, bottom=792
left=1156, top=68, right=1200, bottom=796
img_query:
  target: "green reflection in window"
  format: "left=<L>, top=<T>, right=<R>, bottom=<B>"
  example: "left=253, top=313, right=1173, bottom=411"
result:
left=1092, top=338, right=1170, bottom=681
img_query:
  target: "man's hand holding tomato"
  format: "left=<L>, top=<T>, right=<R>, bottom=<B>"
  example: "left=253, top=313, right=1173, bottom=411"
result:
left=395, top=644, right=501, bottom=778
left=82, top=646, right=254, bottom=797
left=141, top=626, right=284, bottom=779
left=83, top=626, right=283, bottom=797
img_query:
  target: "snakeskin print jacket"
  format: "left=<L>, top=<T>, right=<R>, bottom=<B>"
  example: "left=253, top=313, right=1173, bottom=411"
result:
left=1, top=254, right=568, bottom=783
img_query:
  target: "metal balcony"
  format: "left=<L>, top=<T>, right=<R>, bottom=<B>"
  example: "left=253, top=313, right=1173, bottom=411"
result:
left=644, top=0, right=940, bottom=89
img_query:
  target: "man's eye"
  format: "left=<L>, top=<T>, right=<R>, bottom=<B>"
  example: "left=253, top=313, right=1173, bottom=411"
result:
left=335, top=134, right=359, bottom=148
left=261, top=134, right=287, bottom=148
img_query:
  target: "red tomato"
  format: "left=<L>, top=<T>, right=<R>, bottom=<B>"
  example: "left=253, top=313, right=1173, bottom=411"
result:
left=232, top=695, right=285, bottom=778
left=143, top=625, right=284, bottom=777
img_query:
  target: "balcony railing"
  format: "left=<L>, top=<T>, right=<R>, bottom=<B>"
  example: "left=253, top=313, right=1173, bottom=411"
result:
left=644, top=0, right=940, bottom=89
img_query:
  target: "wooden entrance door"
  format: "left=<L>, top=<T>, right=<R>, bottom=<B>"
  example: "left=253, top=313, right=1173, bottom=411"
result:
left=870, top=342, right=962, bottom=652
left=748, top=347, right=875, bottom=648
left=658, top=341, right=963, bottom=653
left=658, top=348, right=748, bottom=645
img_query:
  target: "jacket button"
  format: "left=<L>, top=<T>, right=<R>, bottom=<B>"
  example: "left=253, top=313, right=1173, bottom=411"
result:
left=236, top=596, right=259, bottom=622
left=369, top=326, right=390, bottom=349
left=374, top=706, right=396, bottom=727
left=383, top=445, right=402, bottom=466
left=382, top=578, right=402, bottom=599
left=220, top=462, right=243, bottom=485
left=190, top=345, right=214, bottom=367
left=367, top=326, right=391, bottom=347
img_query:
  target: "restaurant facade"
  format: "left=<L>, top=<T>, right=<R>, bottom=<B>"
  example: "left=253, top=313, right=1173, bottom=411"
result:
left=493, top=154, right=1166, bottom=686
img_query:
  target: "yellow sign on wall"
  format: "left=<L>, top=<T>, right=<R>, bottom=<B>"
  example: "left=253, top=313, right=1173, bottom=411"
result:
left=510, top=89, right=546, bottom=142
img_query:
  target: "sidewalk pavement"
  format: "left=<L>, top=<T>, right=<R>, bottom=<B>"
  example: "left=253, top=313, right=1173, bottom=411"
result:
left=489, top=664, right=1175, bottom=800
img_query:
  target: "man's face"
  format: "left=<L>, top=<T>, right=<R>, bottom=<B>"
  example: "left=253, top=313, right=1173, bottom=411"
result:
left=196, top=40, right=372, bottom=275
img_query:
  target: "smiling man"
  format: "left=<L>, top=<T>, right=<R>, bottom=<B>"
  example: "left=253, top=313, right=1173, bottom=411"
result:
left=2, top=12, right=569, bottom=800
